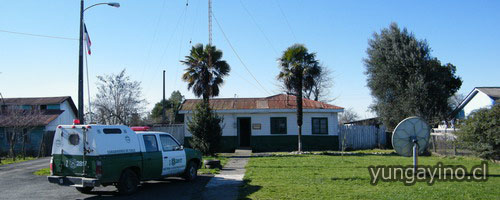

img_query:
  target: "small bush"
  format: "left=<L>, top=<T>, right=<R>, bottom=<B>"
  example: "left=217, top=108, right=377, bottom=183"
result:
left=455, top=104, right=500, bottom=160
left=186, top=102, right=223, bottom=156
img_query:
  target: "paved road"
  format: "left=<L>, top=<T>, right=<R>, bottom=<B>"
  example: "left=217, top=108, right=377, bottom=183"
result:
left=0, top=158, right=213, bottom=200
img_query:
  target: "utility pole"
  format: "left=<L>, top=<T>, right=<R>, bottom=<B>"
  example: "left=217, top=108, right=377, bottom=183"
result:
left=78, top=0, right=85, bottom=123
left=162, top=70, right=166, bottom=123
left=208, top=0, right=212, bottom=45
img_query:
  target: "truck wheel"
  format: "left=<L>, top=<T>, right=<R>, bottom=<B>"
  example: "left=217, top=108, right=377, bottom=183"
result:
left=183, top=160, right=198, bottom=181
left=75, top=186, right=94, bottom=194
left=116, top=169, right=139, bottom=195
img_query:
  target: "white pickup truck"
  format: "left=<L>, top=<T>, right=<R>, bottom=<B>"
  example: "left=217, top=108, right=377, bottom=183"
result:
left=47, top=125, right=202, bottom=195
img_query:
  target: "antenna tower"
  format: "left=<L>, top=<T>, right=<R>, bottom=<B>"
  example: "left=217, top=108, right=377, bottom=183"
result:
left=208, top=0, right=212, bottom=45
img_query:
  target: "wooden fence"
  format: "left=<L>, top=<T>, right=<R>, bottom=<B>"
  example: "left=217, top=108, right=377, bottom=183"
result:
left=338, top=125, right=386, bottom=150
left=151, top=124, right=185, bottom=144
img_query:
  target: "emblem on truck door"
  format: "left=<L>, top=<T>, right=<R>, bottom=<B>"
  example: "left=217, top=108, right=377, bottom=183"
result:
left=125, top=136, right=131, bottom=143
left=171, top=158, right=183, bottom=166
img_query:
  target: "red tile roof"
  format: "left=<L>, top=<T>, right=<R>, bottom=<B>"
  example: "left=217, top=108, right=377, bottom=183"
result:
left=180, top=94, right=343, bottom=111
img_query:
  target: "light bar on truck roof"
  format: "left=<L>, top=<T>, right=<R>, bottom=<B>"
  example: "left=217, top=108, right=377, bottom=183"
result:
left=130, top=126, right=150, bottom=131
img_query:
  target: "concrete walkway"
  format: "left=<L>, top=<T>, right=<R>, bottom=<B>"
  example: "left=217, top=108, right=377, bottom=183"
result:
left=202, top=149, right=252, bottom=200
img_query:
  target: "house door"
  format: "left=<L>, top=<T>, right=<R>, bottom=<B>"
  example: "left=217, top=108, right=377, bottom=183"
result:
left=238, top=118, right=251, bottom=147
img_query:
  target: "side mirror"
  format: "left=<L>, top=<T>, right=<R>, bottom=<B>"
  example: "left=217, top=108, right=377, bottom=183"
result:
left=175, top=145, right=184, bottom=151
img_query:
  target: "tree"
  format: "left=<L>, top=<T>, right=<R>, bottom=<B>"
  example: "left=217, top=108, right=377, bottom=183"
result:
left=181, top=44, right=229, bottom=154
left=0, top=107, right=42, bottom=160
left=181, top=44, right=230, bottom=104
left=91, top=69, right=147, bottom=125
left=449, top=93, right=465, bottom=109
left=338, top=108, right=360, bottom=125
left=455, top=104, right=499, bottom=160
left=364, top=23, right=462, bottom=131
left=279, top=64, right=333, bottom=103
left=151, top=91, right=185, bottom=124
left=186, top=102, right=223, bottom=156
left=307, top=66, right=334, bottom=102
left=278, top=44, right=321, bottom=152
left=313, top=67, right=332, bottom=102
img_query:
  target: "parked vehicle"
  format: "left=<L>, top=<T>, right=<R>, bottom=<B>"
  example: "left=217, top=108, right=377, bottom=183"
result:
left=47, top=124, right=202, bottom=195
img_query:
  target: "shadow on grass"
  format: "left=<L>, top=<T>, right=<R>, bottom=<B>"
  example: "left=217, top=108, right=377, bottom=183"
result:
left=319, top=152, right=400, bottom=157
left=238, top=179, right=262, bottom=200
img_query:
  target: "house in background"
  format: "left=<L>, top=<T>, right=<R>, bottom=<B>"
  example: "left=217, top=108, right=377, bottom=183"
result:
left=179, top=94, right=344, bottom=152
left=450, top=87, right=499, bottom=120
left=343, top=117, right=383, bottom=127
left=434, top=87, right=500, bottom=133
left=0, top=96, right=77, bottom=156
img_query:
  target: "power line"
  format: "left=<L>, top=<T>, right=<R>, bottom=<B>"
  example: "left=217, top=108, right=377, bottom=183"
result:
left=139, top=0, right=168, bottom=83
left=175, top=1, right=190, bottom=89
left=239, top=0, right=279, bottom=56
left=212, top=14, right=272, bottom=96
left=143, top=4, right=188, bottom=97
left=0, top=29, right=77, bottom=40
left=274, top=0, right=297, bottom=42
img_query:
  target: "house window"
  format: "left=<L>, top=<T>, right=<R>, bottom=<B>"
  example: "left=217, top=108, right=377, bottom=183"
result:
left=270, top=117, right=287, bottom=134
left=40, top=105, right=47, bottom=110
left=312, top=118, right=328, bottom=134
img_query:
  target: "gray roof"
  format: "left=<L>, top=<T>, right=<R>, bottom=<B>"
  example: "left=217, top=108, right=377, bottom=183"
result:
left=476, top=87, right=500, bottom=100
left=449, top=87, right=499, bottom=119
left=1, top=96, right=77, bottom=116
left=2, top=96, right=71, bottom=105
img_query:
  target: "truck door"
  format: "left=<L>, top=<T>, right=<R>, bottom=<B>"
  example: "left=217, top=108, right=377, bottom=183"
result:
left=159, top=134, right=186, bottom=176
left=141, top=135, right=162, bottom=179
left=53, top=127, right=86, bottom=176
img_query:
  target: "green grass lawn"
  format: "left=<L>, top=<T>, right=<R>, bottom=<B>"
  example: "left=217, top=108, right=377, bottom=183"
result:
left=34, top=167, right=50, bottom=176
left=239, top=153, right=499, bottom=199
left=0, top=157, right=35, bottom=166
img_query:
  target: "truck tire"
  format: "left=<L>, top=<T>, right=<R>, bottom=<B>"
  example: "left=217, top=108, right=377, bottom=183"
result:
left=75, top=186, right=94, bottom=194
left=116, top=169, right=139, bottom=195
left=183, top=160, right=198, bottom=181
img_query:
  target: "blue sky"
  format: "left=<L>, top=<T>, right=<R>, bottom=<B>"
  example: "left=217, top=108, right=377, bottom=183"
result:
left=0, top=0, right=499, bottom=118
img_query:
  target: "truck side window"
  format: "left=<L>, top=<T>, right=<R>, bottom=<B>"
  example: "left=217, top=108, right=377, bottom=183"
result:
left=159, top=135, right=180, bottom=151
left=143, top=135, right=158, bottom=152
left=103, top=128, right=122, bottom=134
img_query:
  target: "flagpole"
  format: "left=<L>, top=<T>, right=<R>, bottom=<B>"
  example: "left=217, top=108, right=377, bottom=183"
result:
left=77, top=1, right=120, bottom=124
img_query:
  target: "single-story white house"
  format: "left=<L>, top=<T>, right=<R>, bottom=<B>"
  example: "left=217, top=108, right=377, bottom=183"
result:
left=0, top=96, right=78, bottom=155
left=179, top=94, right=344, bottom=152
left=450, top=87, right=499, bottom=120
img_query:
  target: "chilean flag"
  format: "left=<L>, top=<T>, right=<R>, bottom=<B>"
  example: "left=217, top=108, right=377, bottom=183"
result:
left=84, top=23, right=91, bottom=55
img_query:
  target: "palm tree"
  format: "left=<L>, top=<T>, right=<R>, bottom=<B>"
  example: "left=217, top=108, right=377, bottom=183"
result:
left=278, top=44, right=320, bottom=152
left=181, top=44, right=230, bottom=104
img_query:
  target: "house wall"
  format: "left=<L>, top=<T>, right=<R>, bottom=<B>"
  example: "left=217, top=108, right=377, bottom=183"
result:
left=463, top=91, right=495, bottom=117
left=0, top=126, right=45, bottom=156
left=183, top=110, right=340, bottom=152
left=45, top=100, right=77, bottom=131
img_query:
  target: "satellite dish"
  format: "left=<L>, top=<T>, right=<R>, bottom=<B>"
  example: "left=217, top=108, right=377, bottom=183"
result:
left=392, top=116, right=430, bottom=170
